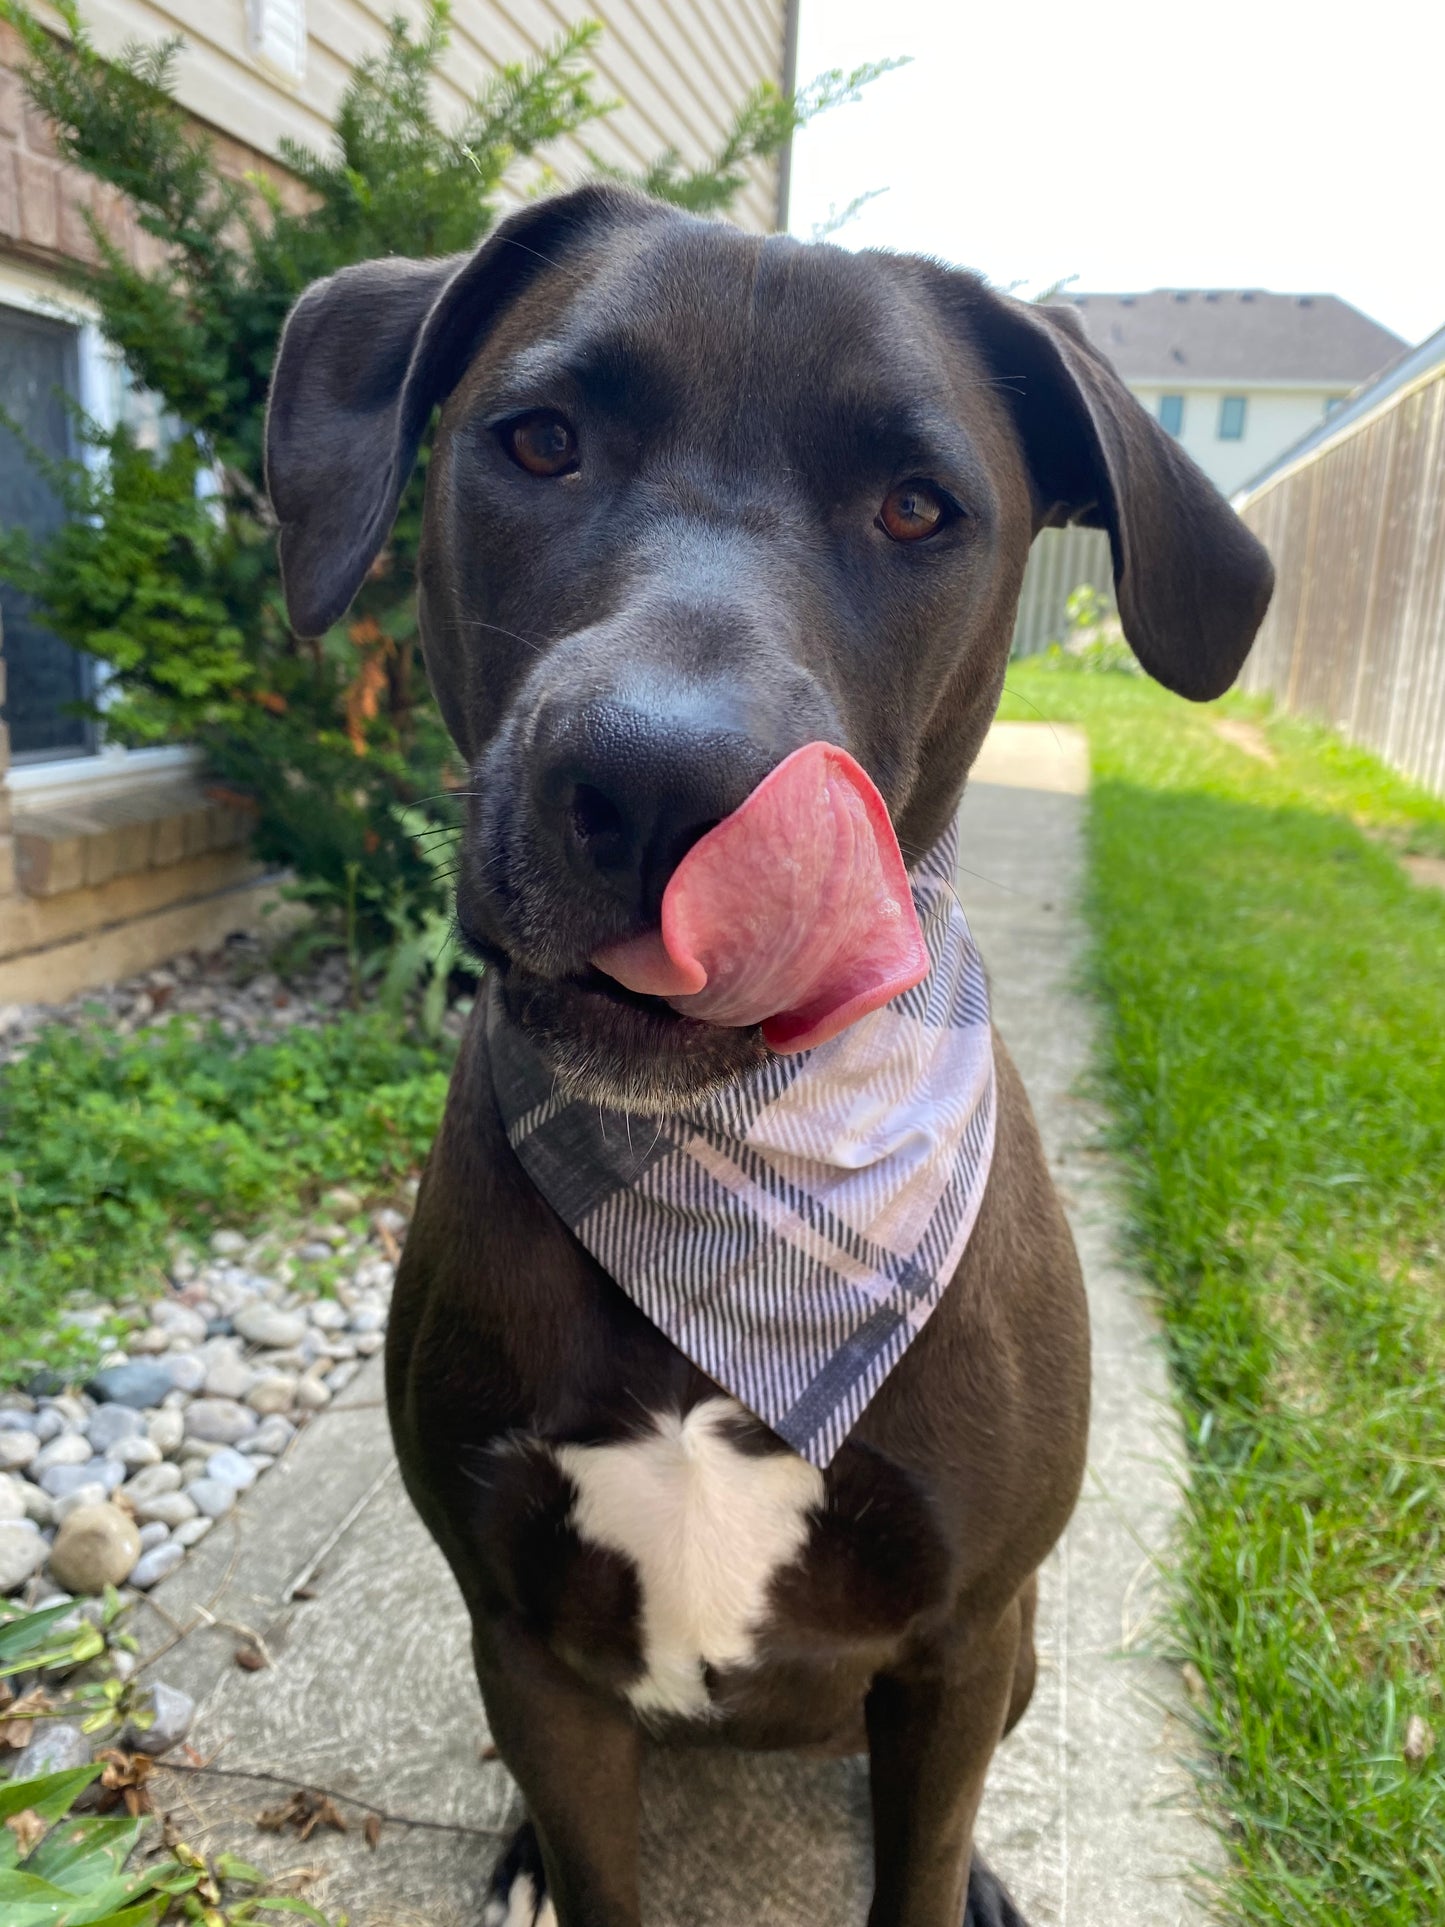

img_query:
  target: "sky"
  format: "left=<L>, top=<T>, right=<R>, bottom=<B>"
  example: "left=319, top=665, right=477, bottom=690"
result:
left=786, top=0, right=1443, bottom=346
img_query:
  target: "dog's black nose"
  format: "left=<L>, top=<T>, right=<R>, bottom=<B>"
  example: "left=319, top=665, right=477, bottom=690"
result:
left=535, top=695, right=780, bottom=922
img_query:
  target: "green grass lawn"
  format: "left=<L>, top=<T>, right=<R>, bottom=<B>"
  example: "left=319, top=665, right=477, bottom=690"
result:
left=998, top=659, right=1445, bottom=1924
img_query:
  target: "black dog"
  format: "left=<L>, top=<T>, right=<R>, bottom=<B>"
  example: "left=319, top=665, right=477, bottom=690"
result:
left=266, top=184, right=1271, bottom=1927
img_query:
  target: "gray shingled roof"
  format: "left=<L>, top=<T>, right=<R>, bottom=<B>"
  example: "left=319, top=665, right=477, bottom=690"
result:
left=1059, top=289, right=1405, bottom=385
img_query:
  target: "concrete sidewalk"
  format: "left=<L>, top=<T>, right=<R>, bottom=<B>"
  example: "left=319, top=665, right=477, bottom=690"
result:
left=136, top=721, right=1217, bottom=1926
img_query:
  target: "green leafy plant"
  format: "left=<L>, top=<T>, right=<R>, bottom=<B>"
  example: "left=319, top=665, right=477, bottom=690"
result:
left=0, top=0, right=895, bottom=952
left=1, top=1601, right=345, bottom=1925
left=0, top=1009, right=450, bottom=1385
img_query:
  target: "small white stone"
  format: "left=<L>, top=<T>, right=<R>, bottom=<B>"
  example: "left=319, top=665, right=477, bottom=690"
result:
left=134, top=1491, right=198, bottom=1529
left=151, top=1302, right=208, bottom=1344
left=123, top=1462, right=182, bottom=1504
left=129, top=1541, right=186, bottom=1589
left=114, top=1436, right=162, bottom=1471
left=293, top=1373, right=331, bottom=1411
left=172, top=1515, right=213, bottom=1549
left=32, top=1432, right=93, bottom=1475
left=210, top=1230, right=247, bottom=1257
left=53, top=1483, right=109, bottom=1524
left=146, top=1409, right=185, bottom=1457
left=245, top=1374, right=297, bottom=1416
left=0, top=1522, right=47, bottom=1592
left=0, top=1430, right=40, bottom=1471
left=0, top=1473, right=28, bottom=1520
left=354, top=1331, right=384, bottom=1357
left=185, top=1478, right=235, bottom=1519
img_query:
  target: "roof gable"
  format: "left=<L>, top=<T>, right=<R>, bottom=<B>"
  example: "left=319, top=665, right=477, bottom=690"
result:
left=1061, top=289, right=1405, bottom=385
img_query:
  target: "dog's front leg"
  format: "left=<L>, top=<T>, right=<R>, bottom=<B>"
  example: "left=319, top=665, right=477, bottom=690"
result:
left=474, top=1619, right=643, bottom=1927
left=865, top=1599, right=1029, bottom=1927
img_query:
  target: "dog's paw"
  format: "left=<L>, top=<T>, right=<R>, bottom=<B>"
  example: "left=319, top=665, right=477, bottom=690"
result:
left=483, top=1820, right=556, bottom=1927
left=964, top=1853, right=1030, bottom=1927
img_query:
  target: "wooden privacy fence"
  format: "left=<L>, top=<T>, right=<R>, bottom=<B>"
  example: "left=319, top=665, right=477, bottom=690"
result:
left=1235, top=356, right=1445, bottom=796
left=1010, top=526, right=1114, bottom=655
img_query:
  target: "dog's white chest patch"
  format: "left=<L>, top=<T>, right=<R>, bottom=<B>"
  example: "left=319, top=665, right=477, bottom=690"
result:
left=554, top=1398, right=824, bottom=1719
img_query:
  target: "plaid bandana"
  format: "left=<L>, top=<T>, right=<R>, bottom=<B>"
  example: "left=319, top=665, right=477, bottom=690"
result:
left=487, top=820, right=996, bottom=1467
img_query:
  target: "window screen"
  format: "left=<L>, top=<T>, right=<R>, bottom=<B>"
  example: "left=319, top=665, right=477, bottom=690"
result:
left=0, top=305, right=95, bottom=761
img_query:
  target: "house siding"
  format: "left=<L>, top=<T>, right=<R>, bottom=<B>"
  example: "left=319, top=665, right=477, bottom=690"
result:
left=55, top=0, right=786, bottom=233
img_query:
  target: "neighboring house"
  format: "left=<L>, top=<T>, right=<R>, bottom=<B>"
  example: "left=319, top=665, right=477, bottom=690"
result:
left=0, top=0, right=792, bottom=1004
left=1234, top=322, right=1445, bottom=797
left=1011, top=287, right=1408, bottom=657
left=1060, top=288, right=1406, bottom=497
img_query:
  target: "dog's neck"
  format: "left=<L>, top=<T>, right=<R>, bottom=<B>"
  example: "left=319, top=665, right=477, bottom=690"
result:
left=487, top=822, right=997, bottom=1466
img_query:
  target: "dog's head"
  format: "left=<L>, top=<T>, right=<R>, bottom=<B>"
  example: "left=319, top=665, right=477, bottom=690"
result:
left=267, top=185, right=1272, bottom=1108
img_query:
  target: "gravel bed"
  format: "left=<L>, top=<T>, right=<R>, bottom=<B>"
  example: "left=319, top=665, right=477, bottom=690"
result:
left=0, top=935, right=359, bottom=1068
left=0, top=1191, right=411, bottom=1605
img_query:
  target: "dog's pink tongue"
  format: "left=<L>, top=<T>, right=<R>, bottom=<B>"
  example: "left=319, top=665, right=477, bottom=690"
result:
left=591, top=742, right=928, bottom=1053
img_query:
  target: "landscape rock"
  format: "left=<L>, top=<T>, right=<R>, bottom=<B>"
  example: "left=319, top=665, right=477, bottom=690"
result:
left=86, top=1405, right=146, bottom=1454
left=31, top=1432, right=93, bottom=1476
left=0, top=1429, right=40, bottom=1471
left=123, top=1462, right=182, bottom=1505
left=53, top=1484, right=109, bottom=1524
left=204, top=1447, right=258, bottom=1491
left=0, top=1521, right=47, bottom=1592
left=137, top=1521, right=170, bottom=1552
left=122, top=1680, right=195, bottom=1756
left=294, top=1373, right=331, bottom=1411
left=158, top=1352, right=207, bottom=1394
left=19, top=1483, right=53, bottom=1526
left=87, top=1362, right=175, bottom=1409
left=348, top=1305, right=385, bottom=1335
left=145, top=1409, right=185, bottom=1457
left=151, top=1301, right=208, bottom=1344
left=233, top=1303, right=308, bottom=1349
left=133, top=1491, right=198, bottom=1529
left=309, top=1298, right=349, bottom=1332
left=129, top=1541, right=186, bottom=1589
left=246, top=1415, right=296, bottom=1457
left=172, top=1516, right=213, bottom=1548
left=114, top=1436, right=162, bottom=1471
left=202, top=1354, right=257, bottom=1401
left=355, top=1331, right=384, bottom=1357
left=0, top=1473, right=28, bottom=1520
left=30, top=1407, right=66, bottom=1444
left=11, top=1721, right=91, bottom=1777
left=41, top=1458, right=123, bottom=1500
left=184, top=1477, right=236, bottom=1519
left=128, top=1325, right=173, bottom=1355
left=210, top=1229, right=247, bottom=1257
left=49, top=1502, right=141, bottom=1592
left=245, top=1373, right=297, bottom=1416
left=184, top=1398, right=257, bottom=1446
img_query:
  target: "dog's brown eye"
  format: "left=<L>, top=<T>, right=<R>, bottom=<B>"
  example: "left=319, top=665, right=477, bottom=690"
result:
left=877, top=481, right=946, bottom=543
left=504, top=411, right=578, bottom=477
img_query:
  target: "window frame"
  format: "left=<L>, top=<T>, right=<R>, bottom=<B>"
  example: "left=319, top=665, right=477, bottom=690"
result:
left=0, top=260, right=199, bottom=802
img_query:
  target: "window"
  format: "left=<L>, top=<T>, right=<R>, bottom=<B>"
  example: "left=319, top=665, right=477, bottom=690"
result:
left=1158, top=394, right=1185, bottom=436
left=0, top=305, right=97, bottom=761
left=1218, top=395, right=1247, bottom=441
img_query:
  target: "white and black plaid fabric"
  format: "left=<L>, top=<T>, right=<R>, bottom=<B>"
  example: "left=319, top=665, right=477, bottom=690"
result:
left=488, top=818, right=996, bottom=1467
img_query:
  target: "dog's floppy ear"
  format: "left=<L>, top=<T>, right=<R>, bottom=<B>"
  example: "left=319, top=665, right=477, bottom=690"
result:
left=955, top=285, right=1274, bottom=700
left=265, top=185, right=663, bottom=638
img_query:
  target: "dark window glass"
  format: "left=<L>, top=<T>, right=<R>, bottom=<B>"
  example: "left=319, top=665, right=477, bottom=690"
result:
left=1218, top=394, right=1247, bottom=441
left=1158, top=393, right=1184, bottom=436
left=0, top=305, right=95, bottom=760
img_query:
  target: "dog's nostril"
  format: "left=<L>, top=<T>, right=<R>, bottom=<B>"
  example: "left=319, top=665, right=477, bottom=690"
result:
left=569, top=783, right=626, bottom=848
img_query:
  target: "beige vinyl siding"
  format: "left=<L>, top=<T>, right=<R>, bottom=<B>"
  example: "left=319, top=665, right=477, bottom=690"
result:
left=45, top=0, right=787, bottom=232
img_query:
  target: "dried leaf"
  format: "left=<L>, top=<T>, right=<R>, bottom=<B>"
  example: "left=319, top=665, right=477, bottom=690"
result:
left=1180, top=1662, right=1207, bottom=1710
left=363, top=1812, right=382, bottom=1850
left=4, top=1806, right=47, bottom=1857
left=256, top=1789, right=347, bottom=1841
left=376, top=1222, right=400, bottom=1265
left=95, top=1745, right=155, bottom=1815
left=0, top=1687, right=55, bottom=1748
